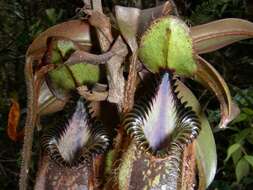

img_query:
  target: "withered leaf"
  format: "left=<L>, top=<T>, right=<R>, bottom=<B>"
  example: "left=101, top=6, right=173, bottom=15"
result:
left=7, top=99, right=24, bottom=141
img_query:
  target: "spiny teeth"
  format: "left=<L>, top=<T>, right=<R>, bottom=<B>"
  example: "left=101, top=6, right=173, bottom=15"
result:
left=122, top=71, right=201, bottom=158
left=41, top=95, right=111, bottom=167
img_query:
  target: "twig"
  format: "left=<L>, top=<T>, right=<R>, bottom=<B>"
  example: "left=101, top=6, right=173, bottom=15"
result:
left=19, top=56, right=36, bottom=190
left=77, top=85, right=108, bottom=101
left=65, top=36, right=127, bottom=65
left=19, top=59, right=55, bottom=190
left=87, top=4, right=128, bottom=111
left=122, top=52, right=138, bottom=113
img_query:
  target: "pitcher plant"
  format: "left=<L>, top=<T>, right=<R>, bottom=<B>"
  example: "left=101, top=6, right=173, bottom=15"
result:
left=12, top=0, right=253, bottom=189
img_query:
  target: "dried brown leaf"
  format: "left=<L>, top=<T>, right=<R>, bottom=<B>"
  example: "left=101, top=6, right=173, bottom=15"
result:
left=7, top=99, right=23, bottom=141
left=194, top=55, right=240, bottom=128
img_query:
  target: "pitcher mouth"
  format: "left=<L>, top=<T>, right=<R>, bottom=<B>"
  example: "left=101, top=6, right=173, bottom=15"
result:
left=122, top=71, right=201, bottom=158
left=41, top=93, right=111, bottom=167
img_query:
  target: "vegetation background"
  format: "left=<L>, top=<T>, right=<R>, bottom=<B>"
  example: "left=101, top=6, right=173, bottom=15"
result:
left=0, top=0, right=252, bottom=189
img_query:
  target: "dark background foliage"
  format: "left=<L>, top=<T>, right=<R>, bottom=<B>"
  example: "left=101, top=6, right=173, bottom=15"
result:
left=0, top=0, right=252, bottom=189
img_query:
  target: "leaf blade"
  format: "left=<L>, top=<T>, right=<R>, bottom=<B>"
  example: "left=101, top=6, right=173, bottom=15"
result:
left=175, top=80, right=217, bottom=188
left=224, top=143, right=241, bottom=162
left=194, top=55, right=240, bottom=128
left=7, top=99, right=23, bottom=141
left=115, top=6, right=140, bottom=52
left=244, top=155, right=253, bottom=168
left=191, top=18, right=253, bottom=54
left=236, top=157, right=250, bottom=183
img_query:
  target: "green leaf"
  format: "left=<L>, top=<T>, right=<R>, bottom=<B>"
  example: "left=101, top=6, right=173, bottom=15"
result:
left=246, top=129, right=253, bottom=145
left=236, top=157, right=250, bottom=183
left=224, top=143, right=241, bottom=162
left=234, top=128, right=252, bottom=142
left=46, top=8, right=57, bottom=24
left=231, top=113, right=248, bottom=124
left=195, top=113, right=217, bottom=188
left=139, top=17, right=196, bottom=76
left=232, top=149, right=242, bottom=165
left=45, top=8, right=63, bottom=25
left=175, top=80, right=217, bottom=188
left=242, top=108, right=253, bottom=115
left=244, top=155, right=253, bottom=168
left=233, top=87, right=253, bottom=107
left=191, top=18, right=253, bottom=54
